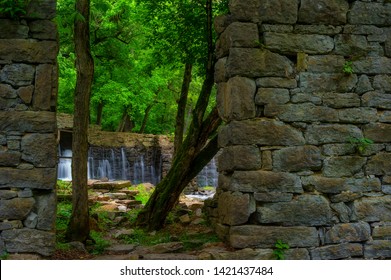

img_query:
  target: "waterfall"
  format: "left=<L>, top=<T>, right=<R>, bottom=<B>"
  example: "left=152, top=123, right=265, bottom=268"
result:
left=57, top=148, right=72, bottom=181
left=195, top=157, right=218, bottom=187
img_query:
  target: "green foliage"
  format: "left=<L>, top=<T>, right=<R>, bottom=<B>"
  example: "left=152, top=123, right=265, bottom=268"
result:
left=133, top=184, right=154, bottom=205
left=89, top=231, right=110, bottom=254
left=349, top=137, right=374, bottom=153
left=57, top=180, right=72, bottom=195
left=273, top=240, right=289, bottom=260
left=343, top=61, right=353, bottom=75
left=0, top=0, right=29, bottom=18
left=120, top=228, right=171, bottom=246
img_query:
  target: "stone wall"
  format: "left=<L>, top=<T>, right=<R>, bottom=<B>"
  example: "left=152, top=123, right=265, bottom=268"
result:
left=0, top=0, right=58, bottom=256
left=212, top=0, right=391, bottom=259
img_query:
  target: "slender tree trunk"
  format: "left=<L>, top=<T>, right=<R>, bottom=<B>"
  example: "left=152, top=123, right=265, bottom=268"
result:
left=173, top=63, right=192, bottom=158
left=96, top=101, right=103, bottom=126
left=117, top=106, right=134, bottom=132
left=136, top=0, right=219, bottom=231
left=66, top=0, right=94, bottom=243
left=139, top=103, right=155, bottom=134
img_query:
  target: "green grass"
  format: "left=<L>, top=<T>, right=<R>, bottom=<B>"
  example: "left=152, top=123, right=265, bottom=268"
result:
left=133, top=184, right=154, bottom=205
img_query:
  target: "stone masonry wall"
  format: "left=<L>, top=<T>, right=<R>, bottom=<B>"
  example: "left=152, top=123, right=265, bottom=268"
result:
left=212, top=0, right=391, bottom=259
left=0, top=0, right=58, bottom=256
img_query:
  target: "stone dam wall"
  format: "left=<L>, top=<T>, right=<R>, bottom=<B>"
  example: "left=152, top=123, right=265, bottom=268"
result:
left=209, top=0, right=391, bottom=259
left=0, top=0, right=58, bottom=256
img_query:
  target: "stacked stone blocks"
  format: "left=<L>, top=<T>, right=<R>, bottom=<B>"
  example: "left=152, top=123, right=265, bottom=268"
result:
left=0, top=0, right=58, bottom=256
left=212, top=0, right=391, bottom=259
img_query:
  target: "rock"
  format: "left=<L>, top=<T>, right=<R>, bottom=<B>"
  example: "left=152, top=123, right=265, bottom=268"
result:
left=0, top=84, right=17, bottom=98
left=0, top=168, right=56, bottom=190
left=256, top=77, right=297, bottom=88
left=366, top=153, right=391, bottom=175
left=0, top=111, right=56, bottom=133
left=253, top=192, right=293, bottom=203
left=0, top=197, right=35, bottom=220
left=258, top=0, right=298, bottom=24
left=0, top=151, right=21, bottom=167
left=338, top=108, right=378, bottom=124
left=310, top=243, right=363, bottom=260
left=364, top=240, right=391, bottom=259
left=226, top=48, right=294, bottom=78
left=355, top=75, right=374, bottom=94
left=228, top=0, right=262, bottom=22
left=330, top=202, right=352, bottom=223
left=0, top=190, right=18, bottom=199
left=273, top=145, right=322, bottom=172
left=255, top=88, right=290, bottom=105
left=21, top=133, right=57, bottom=168
left=29, top=20, right=57, bottom=40
left=322, top=92, right=361, bottom=108
left=68, top=241, right=87, bottom=253
left=352, top=196, right=391, bottom=222
left=323, top=156, right=366, bottom=178
left=105, top=244, right=136, bottom=254
left=141, top=254, right=197, bottom=260
left=305, top=124, right=362, bottom=145
left=364, top=123, right=391, bottom=143
left=6, top=254, right=42, bottom=260
left=33, top=64, right=54, bottom=110
left=24, top=212, right=38, bottom=229
left=214, top=58, right=227, bottom=83
left=372, top=223, right=391, bottom=240
left=298, top=0, right=348, bottom=25
left=217, top=77, right=256, bottom=122
left=325, top=222, right=371, bottom=244
left=91, top=180, right=131, bottom=190
left=1, top=228, right=55, bottom=256
left=219, top=118, right=305, bottom=147
left=373, top=75, right=391, bottom=92
left=264, top=33, right=334, bottom=54
left=362, top=91, right=391, bottom=110
left=348, top=2, right=391, bottom=26
left=0, top=64, right=35, bottom=87
left=179, top=214, right=191, bottom=224
left=334, top=34, right=369, bottom=56
left=257, top=194, right=332, bottom=226
left=306, top=55, right=345, bottom=73
left=216, top=22, right=259, bottom=58
left=0, top=19, right=29, bottom=39
left=140, top=242, right=184, bottom=254
left=217, top=191, right=255, bottom=226
left=218, top=145, right=261, bottom=172
left=25, top=0, right=57, bottom=19
left=229, top=225, right=319, bottom=248
left=0, top=220, right=23, bottom=230
left=113, top=229, right=135, bottom=239
left=299, top=73, right=358, bottom=93
left=352, top=57, right=391, bottom=74
left=221, top=170, right=302, bottom=193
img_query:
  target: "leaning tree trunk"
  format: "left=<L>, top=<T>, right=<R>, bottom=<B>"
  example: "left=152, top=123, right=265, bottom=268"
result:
left=173, top=63, right=193, bottom=158
left=136, top=0, right=219, bottom=231
left=66, top=0, right=94, bottom=243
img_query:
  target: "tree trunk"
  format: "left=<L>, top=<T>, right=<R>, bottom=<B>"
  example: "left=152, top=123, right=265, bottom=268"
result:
left=136, top=0, right=217, bottom=231
left=138, top=102, right=155, bottom=134
left=96, top=101, right=103, bottom=126
left=173, top=63, right=192, bottom=158
left=117, top=106, right=134, bottom=132
left=66, top=0, right=94, bottom=243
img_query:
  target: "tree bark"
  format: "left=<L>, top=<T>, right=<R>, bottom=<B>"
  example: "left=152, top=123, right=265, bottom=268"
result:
left=117, top=106, right=134, bottom=132
left=138, top=103, right=155, bottom=134
left=173, top=63, right=193, bottom=158
left=66, top=0, right=94, bottom=243
left=136, top=0, right=219, bottom=231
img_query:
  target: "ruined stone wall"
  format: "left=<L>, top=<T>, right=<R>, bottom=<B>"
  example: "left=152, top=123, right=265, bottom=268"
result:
left=212, top=0, right=391, bottom=259
left=0, top=0, right=58, bottom=256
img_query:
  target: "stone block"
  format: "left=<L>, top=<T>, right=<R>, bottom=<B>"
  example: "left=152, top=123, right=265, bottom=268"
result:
left=301, top=176, right=381, bottom=194
left=295, top=24, right=342, bottom=35
left=338, top=108, right=378, bottom=124
left=353, top=57, right=391, bottom=74
left=334, top=34, right=369, bottom=56
left=265, top=103, right=339, bottom=123
left=348, top=2, right=391, bottom=26
left=229, top=225, right=319, bottom=249
left=364, top=240, right=391, bottom=259
left=33, top=64, right=54, bottom=110
left=362, top=91, right=391, bottom=110
left=17, top=86, right=34, bottom=104
left=0, top=84, right=17, bottom=99
left=0, top=168, right=56, bottom=189
left=299, top=73, right=358, bottom=93
left=305, top=124, right=363, bottom=145
left=343, top=25, right=384, bottom=35
left=1, top=228, right=55, bottom=256
left=29, top=20, right=57, bottom=40
left=0, top=190, right=18, bottom=199
left=322, top=93, right=360, bottom=109
left=257, top=194, right=332, bottom=226
left=216, top=22, right=259, bottom=58
left=0, top=220, right=23, bottom=231
left=373, top=75, right=391, bottom=92
left=218, top=145, right=261, bottom=172
left=21, top=134, right=57, bottom=168
left=0, top=64, right=35, bottom=87
left=366, top=153, right=391, bottom=176
left=0, top=39, right=58, bottom=64
left=272, top=145, right=322, bottom=172
left=217, top=192, right=255, bottom=226
left=24, top=212, right=38, bottom=229
left=372, top=224, right=391, bottom=240
left=325, top=222, right=371, bottom=244
left=0, top=151, right=21, bottom=167
left=258, top=0, right=298, bottom=24
left=25, top=0, right=56, bottom=20
left=261, top=150, right=272, bottom=170
left=226, top=48, right=294, bottom=78
left=323, top=156, right=366, bottom=178
left=225, top=170, right=303, bottom=194
left=0, top=111, right=56, bottom=133
left=383, top=185, right=391, bottom=195
left=352, top=196, right=391, bottom=222
left=255, top=88, right=289, bottom=105
left=310, top=243, right=363, bottom=260
left=228, top=0, right=261, bottom=22
left=217, top=77, right=256, bottom=122
left=306, top=55, right=345, bottom=73
left=256, top=77, right=297, bottom=89
left=214, top=58, right=227, bottom=83
left=0, top=20, right=29, bottom=39
left=322, top=144, right=356, bottom=156
left=330, top=202, right=351, bottom=223
left=18, top=188, right=33, bottom=198
left=264, top=33, right=334, bottom=55
left=219, top=118, right=305, bottom=147
left=364, top=123, right=391, bottom=143
left=0, top=197, right=35, bottom=220
left=253, top=192, right=293, bottom=203
left=298, top=0, right=349, bottom=25
left=355, top=75, right=374, bottom=94
left=290, top=92, right=322, bottom=105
